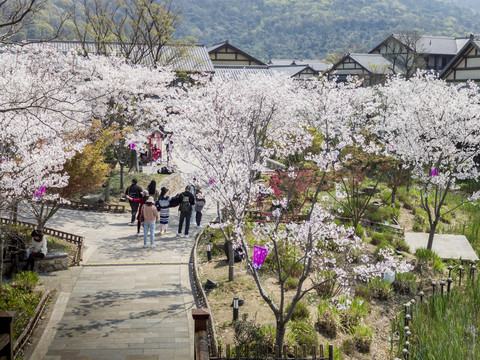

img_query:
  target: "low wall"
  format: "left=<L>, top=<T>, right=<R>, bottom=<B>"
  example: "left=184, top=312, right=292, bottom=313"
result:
left=2, top=251, right=68, bottom=275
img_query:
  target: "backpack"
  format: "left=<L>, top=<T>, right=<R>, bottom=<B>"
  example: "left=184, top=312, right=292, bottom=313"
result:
left=180, top=194, right=190, bottom=213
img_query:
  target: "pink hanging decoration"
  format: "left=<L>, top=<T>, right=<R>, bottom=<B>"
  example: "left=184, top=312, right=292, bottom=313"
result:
left=34, top=186, right=47, bottom=199
left=129, top=142, right=135, bottom=150
left=430, top=168, right=438, bottom=177
left=252, top=245, right=268, bottom=270
left=209, top=179, right=215, bottom=185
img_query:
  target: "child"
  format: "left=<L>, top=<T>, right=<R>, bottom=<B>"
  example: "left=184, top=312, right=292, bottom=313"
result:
left=156, top=187, right=171, bottom=234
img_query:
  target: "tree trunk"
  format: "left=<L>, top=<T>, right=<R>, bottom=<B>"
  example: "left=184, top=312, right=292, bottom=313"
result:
left=104, top=181, right=110, bottom=202
left=426, top=219, right=439, bottom=250
left=120, top=164, right=125, bottom=190
left=275, top=320, right=286, bottom=354
left=228, top=240, right=234, bottom=282
left=391, top=185, right=397, bottom=206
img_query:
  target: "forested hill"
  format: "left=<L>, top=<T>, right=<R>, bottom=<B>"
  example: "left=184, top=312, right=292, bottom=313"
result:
left=173, top=0, right=480, bottom=62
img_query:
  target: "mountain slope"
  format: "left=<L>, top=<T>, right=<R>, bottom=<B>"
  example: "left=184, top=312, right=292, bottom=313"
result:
left=174, top=0, right=480, bottom=62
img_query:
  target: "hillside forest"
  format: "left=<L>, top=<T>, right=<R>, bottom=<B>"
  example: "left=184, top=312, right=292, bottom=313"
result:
left=17, top=0, right=480, bottom=63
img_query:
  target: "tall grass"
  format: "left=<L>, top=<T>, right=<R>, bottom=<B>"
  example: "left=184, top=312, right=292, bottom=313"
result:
left=392, top=277, right=480, bottom=359
left=445, top=202, right=480, bottom=256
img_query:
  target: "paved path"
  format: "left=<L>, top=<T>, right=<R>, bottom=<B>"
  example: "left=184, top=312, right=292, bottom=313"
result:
left=28, top=200, right=215, bottom=359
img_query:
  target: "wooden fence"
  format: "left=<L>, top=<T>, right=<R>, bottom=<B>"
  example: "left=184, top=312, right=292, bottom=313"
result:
left=62, top=200, right=125, bottom=213
left=0, top=218, right=83, bottom=265
left=210, top=344, right=334, bottom=360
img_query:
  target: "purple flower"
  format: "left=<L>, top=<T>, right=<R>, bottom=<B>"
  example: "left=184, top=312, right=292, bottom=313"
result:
left=34, top=186, right=47, bottom=199
left=430, top=168, right=438, bottom=177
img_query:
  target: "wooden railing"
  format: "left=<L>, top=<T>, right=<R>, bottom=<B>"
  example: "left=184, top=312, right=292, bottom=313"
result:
left=62, top=200, right=125, bottom=213
left=0, top=218, right=83, bottom=265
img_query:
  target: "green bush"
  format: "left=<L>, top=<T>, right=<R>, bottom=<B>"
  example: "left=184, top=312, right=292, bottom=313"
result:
left=288, top=319, right=318, bottom=348
left=338, top=296, right=369, bottom=332
left=317, top=301, right=340, bottom=338
left=314, top=269, right=337, bottom=298
left=0, top=283, right=43, bottom=341
left=12, top=271, right=40, bottom=292
left=368, top=277, right=392, bottom=300
left=393, top=238, right=410, bottom=253
left=354, top=284, right=372, bottom=301
left=370, top=232, right=386, bottom=246
left=355, top=224, right=365, bottom=237
left=288, top=301, right=310, bottom=321
left=284, top=277, right=299, bottom=291
left=341, top=338, right=356, bottom=356
left=393, top=272, right=418, bottom=295
left=233, top=314, right=264, bottom=348
left=352, top=324, right=373, bottom=353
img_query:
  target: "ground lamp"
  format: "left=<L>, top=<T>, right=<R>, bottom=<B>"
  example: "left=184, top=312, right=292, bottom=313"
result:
left=233, top=296, right=239, bottom=321
left=206, top=242, right=212, bottom=261
left=252, top=245, right=268, bottom=270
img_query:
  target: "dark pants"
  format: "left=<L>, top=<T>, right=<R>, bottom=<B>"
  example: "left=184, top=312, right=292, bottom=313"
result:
left=130, top=201, right=139, bottom=223
left=196, top=211, right=203, bottom=226
left=26, top=252, right=45, bottom=271
left=178, top=211, right=192, bottom=235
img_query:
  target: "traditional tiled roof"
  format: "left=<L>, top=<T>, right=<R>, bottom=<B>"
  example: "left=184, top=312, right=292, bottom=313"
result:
left=440, top=37, right=480, bottom=80
left=348, top=53, right=396, bottom=74
left=371, top=34, right=470, bottom=56
left=208, top=40, right=266, bottom=66
left=269, top=59, right=331, bottom=72
left=29, top=40, right=215, bottom=72
left=212, top=65, right=274, bottom=81
left=269, top=64, right=318, bottom=77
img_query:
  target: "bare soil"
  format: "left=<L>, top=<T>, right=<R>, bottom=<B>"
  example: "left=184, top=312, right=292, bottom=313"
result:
left=196, top=206, right=445, bottom=360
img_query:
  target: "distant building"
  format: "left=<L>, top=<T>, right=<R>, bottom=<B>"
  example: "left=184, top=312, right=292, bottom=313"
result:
left=208, top=41, right=266, bottom=66
left=440, top=34, right=480, bottom=84
left=369, top=34, right=469, bottom=75
left=326, top=53, right=398, bottom=86
left=268, top=59, right=331, bottom=73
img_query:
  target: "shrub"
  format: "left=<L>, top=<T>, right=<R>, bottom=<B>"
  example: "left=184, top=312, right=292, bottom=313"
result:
left=288, top=301, right=310, bottom=321
left=284, top=277, right=299, bottom=291
left=352, top=324, right=373, bottom=353
left=260, top=324, right=276, bottom=351
left=317, top=301, right=339, bottom=338
left=314, top=269, right=338, bottom=298
left=288, top=319, right=318, bottom=348
left=12, top=271, right=40, bottom=292
left=370, top=232, right=386, bottom=246
left=368, top=277, right=392, bottom=300
left=233, top=314, right=264, bottom=348
left=355, top=224, right=365, bottom=237
left=354, top=284, right=372, bottom=301
left=415, top=248, right=445, bottom=273
left=393, top=238, right=410, bottom=253
left=338, top=296, right=369, bottom=332
left=393, top=272, right=418, bottom=295
left=341, top=338, right=356, bottom=356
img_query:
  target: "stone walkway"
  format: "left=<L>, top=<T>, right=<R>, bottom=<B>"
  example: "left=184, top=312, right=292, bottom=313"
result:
left=27, top=201, right=215, bottom=359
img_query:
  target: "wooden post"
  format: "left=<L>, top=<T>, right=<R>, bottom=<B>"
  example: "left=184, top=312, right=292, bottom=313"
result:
left=192, top=309, right=210, bottom=360
left=0, top=311, right=15, bottom=360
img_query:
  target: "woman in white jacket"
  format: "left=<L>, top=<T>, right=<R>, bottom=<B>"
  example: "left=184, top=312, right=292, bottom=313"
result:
left=24, top=229, right=47, bottom=271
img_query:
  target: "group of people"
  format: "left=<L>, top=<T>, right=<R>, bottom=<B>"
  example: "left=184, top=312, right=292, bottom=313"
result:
left=125, top=179, right=206, bottom=248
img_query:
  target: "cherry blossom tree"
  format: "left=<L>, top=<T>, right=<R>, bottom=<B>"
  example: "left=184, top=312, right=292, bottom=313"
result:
left=170, top=74, right=412, bottom=350
left=373, top=73, right=480, bottom=250
left=0, top=44, right=177, bottom=279
left=168, top=73, right=310, bottom=281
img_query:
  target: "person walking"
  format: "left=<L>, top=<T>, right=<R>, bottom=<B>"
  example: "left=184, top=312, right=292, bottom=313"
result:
left=194, top=189, right=206, bottom=228
left=142, top=197, right=158, bottom=248
left=126, top=190, right=149, bottom=236
left=156, top=187, right=171, bottom=234
left=176, top=185, right=195, bottom=238
left=125, top=179, right=142, bottom=226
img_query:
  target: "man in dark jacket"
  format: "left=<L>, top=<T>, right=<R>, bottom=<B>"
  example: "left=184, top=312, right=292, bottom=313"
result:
left=176, top=185, right=195, bottom=238
left=125, top=178, right=142, bottom=225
